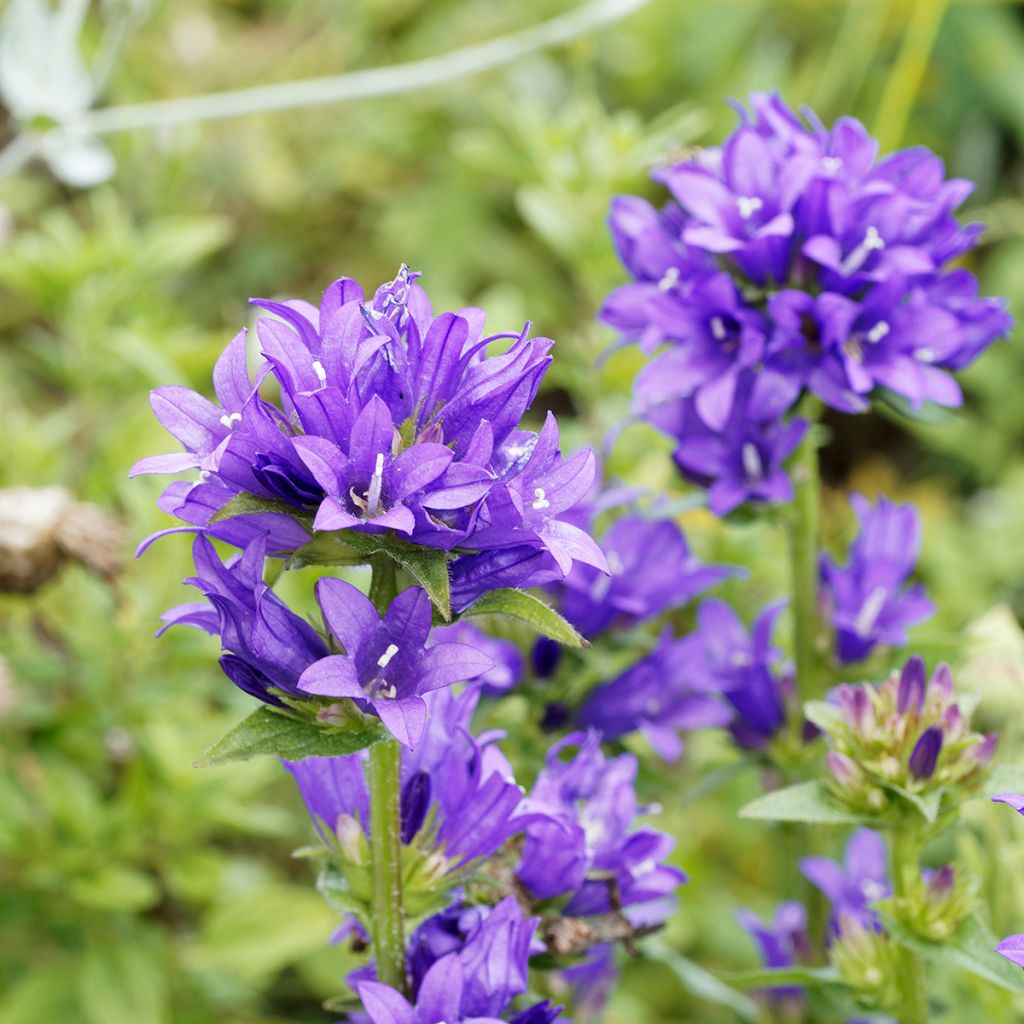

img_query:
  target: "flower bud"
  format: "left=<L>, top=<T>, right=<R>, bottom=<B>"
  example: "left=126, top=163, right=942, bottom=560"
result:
left=897, top=655, right=926, bottom=715
left=908, top=726, right=943, bottom=780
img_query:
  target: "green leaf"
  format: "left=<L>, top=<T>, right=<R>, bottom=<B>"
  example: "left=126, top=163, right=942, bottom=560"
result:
left=69, top=865, right=161, bottom=912
left=78, top=940, right=169, bottom=1024
left=875, top=387, right=955, bottom=425
left=312, top=531, right=453, bottom=620
left=209, top=492, right=307, bottom=524
left=739, top=781, right=868, bottom=825
left=882, top=912, right=1024, bottom=992
left=881, top=781, right=944, bottom=824
left=646, top=939, right=758, bottom=1021
left=803, top=699, right=845, bottom=735
left=194, top=706, right=384, bottom=767
left=724, top=964, right=843, bottom=989
left=290, top=532, right=370, bottom=568
left=460, top=588, right=588, bottom=648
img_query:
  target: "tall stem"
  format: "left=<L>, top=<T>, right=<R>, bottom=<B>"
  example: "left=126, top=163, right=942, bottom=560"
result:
left=367, top=555, right=406, bottom=992
left=889, top=827, right=929, bottom=1024
left=789, top=400, right=823, bottom=710
left=369, top=737, right=406, bottom=991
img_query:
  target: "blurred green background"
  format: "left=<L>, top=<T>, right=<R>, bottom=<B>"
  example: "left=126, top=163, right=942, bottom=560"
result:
left=6, top=1, right=1024, bottom=1021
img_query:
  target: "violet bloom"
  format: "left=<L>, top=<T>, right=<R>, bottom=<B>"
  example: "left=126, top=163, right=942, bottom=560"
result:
left=992, top=796, right=1024, bottom=969
left=297, top=578, right=493, bottom=747
left=134, top=266, right=605, bottom=590
left=646, top=379, right=807, bottom=517
left=800, top=828, right=890, bottom=936
left=821, top=494, right=934, bottom=664
left=736, top=902, right=811, bottom=1001
left=517, top=732, right=686, bottom=925
left=158, top=534, right=327, bottom=706
left=689, top=598, right=790, bottom=749
left=557, top=514, right=739, bottom=639
left=601, top=93, right=1011, bottom=512
left=577, top=630, right=733, bottom=760
left=287, top=687, right=533, bottom=869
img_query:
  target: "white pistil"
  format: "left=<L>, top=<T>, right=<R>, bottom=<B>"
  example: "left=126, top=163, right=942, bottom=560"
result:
left=366, top=453, right=385, bottom=517
left=312, top=359, right=327, bottom=384
left=866, top=321, right=890, bottom=344
left=741, top=442, right=763, bottom=482
left=710, top=315, right=727, bottom=341
left=198, top=469, right=210, bottom=482
left=531, top=487, right=550, bottom=511
left=861, top=880, right=887, bottom=901
left=219, top=411, right=242, bottom=429
left=737, top=195, right=763, bottom=219
left=915, top=347, right=936, bottom=363
left=377, top=643, right=400, bottom=669
left=840, top=225, right=885, bottom=276
left=657, top=266, right=680, bottom=292
left=854, top=585, right=889, bottom=637
left=821, top=156, right=843, bottom=176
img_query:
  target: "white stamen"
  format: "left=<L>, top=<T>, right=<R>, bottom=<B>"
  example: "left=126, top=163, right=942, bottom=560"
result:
left=730, top=651, right=753, bottom=668
left=644, top=698, right=661, bottom=716
left=312, top=359, right=327, bottom=384
left=737, top=195, right=763, bottom=219
left=821, top=156, right=843, bottom=176
left=741, top=442, right=763, bottom=481
left=219, top=411, right=242, bottom=428
left=840, top=225, right=885, bottom=276
left=198, top=469, right=210, bottom=482
left=658, top=266, right=680, bottom=292
left=861, top=880, right=887, bottom=901
left=377, top=643, right=400, bottom=669
left=854, top=585, right=889, bottom=637
left=366, top=453, right=385, bottom=516
left=915, top=347, right=936, bottom=363
left=710, top=316, right=727, bottom=341
left=531, top=487, right=550, bottom=511
left=377, top=683, right=398, bottom=700
left=866, top=321, right=890, bottom=344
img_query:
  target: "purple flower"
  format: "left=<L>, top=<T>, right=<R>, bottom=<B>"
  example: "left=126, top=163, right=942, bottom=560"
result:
left=287, top=687, right=534, bottom=871
left=908, top=725, right=943, bottom=780
left=557, top=514, right=739, bottom=638
left=736, top=901, right=810, bottom=1001
left=577, top=630, right=733, bottom=760
left=996, top=934, right=1024, bottom=969
left=134, top=266, right=605, bottom=591
left=601, top=93, right=1011, bottom=511
left=517, top=732, right=686, bottom=925
left=358, top=897, right=550, bottom=1024
left=689, top=598, right=790, bottom=749
left=297, top=579, right=493, bottom=747
left=800, top=828, right=890, bottom=935
left=647, top=379, right=808, bottom=516
left=158, top=534, right=327, bottom=706
left=821, top=494, right=934, bottom=664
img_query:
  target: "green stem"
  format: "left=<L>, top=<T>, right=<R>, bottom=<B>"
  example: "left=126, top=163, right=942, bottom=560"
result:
left=789, top=400, right=823, bottom=709
left=889, top=827, right=929, bottom=1024
left=369, top=738, right=406, bottom=992
left=367, top=555, right=405, bottom=992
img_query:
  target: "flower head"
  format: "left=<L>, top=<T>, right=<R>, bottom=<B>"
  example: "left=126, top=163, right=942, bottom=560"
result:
left=821, top=494, right=934, bottom=663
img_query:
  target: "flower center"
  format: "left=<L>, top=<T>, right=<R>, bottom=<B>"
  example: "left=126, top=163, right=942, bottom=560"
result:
left=821, top=156, right=843, bottom=176
left=840, top=225, right=885, bottom=276
left=658, top=266, right=680, bottom=292
left=866, top=321, right=890, bottom=344
left=854, top=585, right=889, bottom=637
left=366, top=453, right=385, bottom=516
left=737, top=195, right=763, bottom=220
left=219, top=411, right=242, bottom=429
left=710, top=316, right=727, bottom=341
left=532, top=487, right=550, bottom=511
left=741, top=442, right=764, bottom=482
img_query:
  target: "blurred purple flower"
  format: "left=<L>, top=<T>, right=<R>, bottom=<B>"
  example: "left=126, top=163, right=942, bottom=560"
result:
left=820, top=494, right=934, bottom=664
left=736, top=901, right=811, bottom=1001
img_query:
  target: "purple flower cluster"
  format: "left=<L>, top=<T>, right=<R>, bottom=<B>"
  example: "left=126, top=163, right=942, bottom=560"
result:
left=580, top=597, right=791, bottom=756
left=603, top=93, right=1011, bottom=514
left=517, top=731, right=686, bottom=925
left=134, top=266, right=605, bottom=607
left=356, top=898, right=558, bottom=1024
left=992, top=795, right=1024, bottom=969
left=162, top=535, right=493, bottom=746
left=821, top=494, right=934, bottom=664
left=287, top=686, right=529, bottom=867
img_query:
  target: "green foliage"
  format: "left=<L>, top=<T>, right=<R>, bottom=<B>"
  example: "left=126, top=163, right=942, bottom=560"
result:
left=3, top=1, right=1024, bottom=1022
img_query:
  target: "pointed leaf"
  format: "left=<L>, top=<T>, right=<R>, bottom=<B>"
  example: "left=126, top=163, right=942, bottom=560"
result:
left=739, top=781, right=869, bottom=825
left=209, top=492, right=307, bottom=523
left=645, top=939, right=758, bottom=1021
left=194, top=706, right=383, bottom=767
left=881, top=912, right=1024, bottom=992
left=460, top=588, right=588, bottom=648
left=724, top=965, right=843, bottom=989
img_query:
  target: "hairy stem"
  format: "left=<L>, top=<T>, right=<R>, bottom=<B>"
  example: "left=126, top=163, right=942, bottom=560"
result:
left=367, top=556, right=405, bottom=992
left=889, top=827, right=929, bottom=1024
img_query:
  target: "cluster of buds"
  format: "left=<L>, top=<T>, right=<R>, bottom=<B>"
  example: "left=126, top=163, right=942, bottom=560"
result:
left=814, top=655, right=997, bottom=817
left=829, top=915, right=901, bottom=1014
left=884, top=865, right=975, bottom=943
